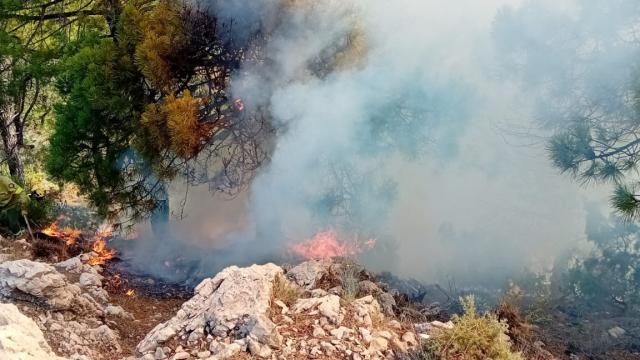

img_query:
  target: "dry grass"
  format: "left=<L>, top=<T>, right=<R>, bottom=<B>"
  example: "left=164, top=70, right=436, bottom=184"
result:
left=107, top=290, right=184, bottom=357
left=340, top=262, right=361, bottom=301
left=407, top=342, right=442, bottom=360
left=496, top=299, right=555, bottom=360
left=272, top=274, right=301, bottom=307
left=314, top=264, right=342, bottom=290
left=370, top=310, right=387, bottom=331
left=31, top=238, right=69, bottom=261
left=496, top=300, right=532, bottom=344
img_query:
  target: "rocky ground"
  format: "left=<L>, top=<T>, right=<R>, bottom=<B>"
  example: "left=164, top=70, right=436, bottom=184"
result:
left=0, top=235, right=458, bottom=360
left=8, top=231, right=632, bottom=360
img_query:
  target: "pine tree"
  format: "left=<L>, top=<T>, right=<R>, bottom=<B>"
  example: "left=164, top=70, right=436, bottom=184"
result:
left=549, top=118, right=640, bottom=220
left=45, top=0, right=267, bottom=222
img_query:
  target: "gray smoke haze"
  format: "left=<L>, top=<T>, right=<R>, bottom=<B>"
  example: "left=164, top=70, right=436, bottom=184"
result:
left=120, top=0, right=640, bottom=286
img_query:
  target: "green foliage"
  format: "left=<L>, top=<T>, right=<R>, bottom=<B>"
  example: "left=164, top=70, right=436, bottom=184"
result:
left=47, top=33, right=146, bottom=219
left=511, top=209, right=640, bottom=320
left=0, top=0, right=68, bottom=182
left=42, top=0, right=258, bottom=223
left=548, top=118, right=640, bottom=219
left=611, top=184, right=640, bottom=221
left=25, top=194, right=57, bottom=226
left=430, top=296, right=523, bottom=360
left=0, top=0, right=266, bottom=225
left=0, top=193, right=55, bottom=232
left=549, top=121, right=627, bottom=183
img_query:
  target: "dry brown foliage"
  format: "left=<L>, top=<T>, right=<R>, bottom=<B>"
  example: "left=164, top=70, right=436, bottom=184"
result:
left=496, top=299, right=555, bottom=360
left=272, top=274, right=301, bottom=307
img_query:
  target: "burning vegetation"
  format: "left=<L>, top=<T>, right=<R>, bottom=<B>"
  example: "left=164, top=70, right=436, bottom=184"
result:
left=40, top=222, right=81, bottom=246
left=32, top=218, right=116, bottom=267
left=289, top=231, right=376, bottom=260
left=86, top=225, right=116, bottom=266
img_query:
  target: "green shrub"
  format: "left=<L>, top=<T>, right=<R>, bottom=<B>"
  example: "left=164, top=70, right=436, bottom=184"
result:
left=431, top=296, right=523, bottom=360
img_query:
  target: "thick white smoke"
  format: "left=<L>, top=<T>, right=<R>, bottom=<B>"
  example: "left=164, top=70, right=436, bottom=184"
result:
left=124, top=0, right=635, bottom=285
left=218, top=0, right=609, bottom=282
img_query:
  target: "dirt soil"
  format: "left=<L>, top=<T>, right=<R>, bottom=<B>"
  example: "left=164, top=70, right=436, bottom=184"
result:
left=106, top=287, right=185, bottom=357
left=0, top=235, right=32, bottom=260
left=532, top=311, right=640, bottom=360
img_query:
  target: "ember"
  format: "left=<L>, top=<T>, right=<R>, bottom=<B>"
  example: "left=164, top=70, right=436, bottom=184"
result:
left=289, top=231, right=376, bottom=260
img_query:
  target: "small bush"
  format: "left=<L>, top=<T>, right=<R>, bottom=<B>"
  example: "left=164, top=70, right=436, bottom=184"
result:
left=431, top=296, right=523, bottom=360
left=272, top=274, right=300, bottom=307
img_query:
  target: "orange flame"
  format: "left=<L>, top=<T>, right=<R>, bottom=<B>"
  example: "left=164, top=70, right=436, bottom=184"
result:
left=87, top=239, right=115, bottom=266
left=125, top=289, right=136, bottom=297
left=41, top=222, right=81, bottom=245
left=86, top=224, right=115, bottom=266
left=41, top=220, right=116, bottom=266
left=289, top=231, right=376, bottom=260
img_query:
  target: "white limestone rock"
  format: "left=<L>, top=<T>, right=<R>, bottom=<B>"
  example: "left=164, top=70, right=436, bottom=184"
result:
left=0, top=303, right=67, bottom=360
left=352, top=295, right=382, bottom=327
left=292, top=294, right=342, bottom=324
left=136, top=263, right=283, bottom=355
left=287, top=259, right=332, bottom=290
left=0, top=259, right=102, bottom=315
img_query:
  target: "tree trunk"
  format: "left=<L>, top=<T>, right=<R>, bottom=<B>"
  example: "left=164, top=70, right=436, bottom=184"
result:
left=6, top=144, right=25, bottom=184
left=0, top=104, right=25, bottom=184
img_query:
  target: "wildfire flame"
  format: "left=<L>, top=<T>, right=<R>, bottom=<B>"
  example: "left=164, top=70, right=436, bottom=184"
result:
left=86, top=225, right=115, bottom=266
left=72, top=223, right=116, bottom=266
left=125, top=289, right=136, bottom=297
left=40, top=219, right=117, bottom=268
left=40, top=222, right=81, bottom=245
left=289, top=231, right=376, bottom=260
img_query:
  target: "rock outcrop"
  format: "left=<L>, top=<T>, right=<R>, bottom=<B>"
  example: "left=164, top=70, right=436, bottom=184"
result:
left=0, top=259, right=85, bottom=310
left=0, top=303, right=68, bottom=360
left=137, top=263, right=284, bottom=356
left=1, top=251, right=453, bottom=360
left=287, top=259, right=332, bottom=290
left=0, top=257, right=124, bottom=360
left=133, top=259, right=438, bottom=360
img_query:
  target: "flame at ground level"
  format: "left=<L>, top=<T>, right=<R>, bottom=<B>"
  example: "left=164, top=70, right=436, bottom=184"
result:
left=87, top=238, right=116, bottom=266
left=87, top=226, right=115, bottom=266
left=289, top=231, right=376, bottom=260
left=40, top=222, right=81, bottom=246
left=41, top=220, right=116, bottom=266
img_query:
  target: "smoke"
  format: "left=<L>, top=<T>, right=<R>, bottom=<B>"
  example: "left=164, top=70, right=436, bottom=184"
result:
left=120, top=0, right=640, bottom=286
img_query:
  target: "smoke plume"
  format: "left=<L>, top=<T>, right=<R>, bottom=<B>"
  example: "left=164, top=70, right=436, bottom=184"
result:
left=120, top=0, right=640, bottom=286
